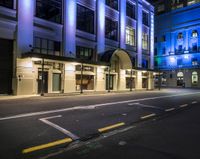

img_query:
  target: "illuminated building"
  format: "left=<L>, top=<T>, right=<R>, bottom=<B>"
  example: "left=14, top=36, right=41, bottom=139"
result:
left=153, top=0, right=200, bottom=88
left=0, top=0, right=154, bottom=95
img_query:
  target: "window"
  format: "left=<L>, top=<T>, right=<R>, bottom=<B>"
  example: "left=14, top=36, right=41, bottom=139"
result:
left=126, top=2, right=135, bottom=19
left=161, top=35, right=166, bottom=42
left=157, top=4, right=165, bottom=13
left=106, top=0, right=118, bottom=10
left=76, top=46, right=94, bottom=60
left=77, top=4, right=94, bottom=34
left=142, top=59, right=149, bottom=68
left=177, top=33, right=183, bottom=39
left=142, top=33, right=148, bottom=50
left=192, top=58, right=198, bottom=66
left=192, top=30, right=198, bottom=38
left=192, top=71, right=198, bottom=85
left=162, top=47, right=166, bottom=54
left=105, top=18, right=118, bottom=41
left=142, top=11, right=149, bottom=26
left=0, top=0, right=13, bottom=9
left=154, top=48, right=158, bottom=56
left=177, top=59, right=183, bottom=66
left=36, top=0, right=62, bottom=24
left=126, top=27, right=135, bottom=46
left=187, top=0, right=200, bottom=5
left=33, top=37, right=61, bottom=56
left=172, top=0, right=184, bottom=9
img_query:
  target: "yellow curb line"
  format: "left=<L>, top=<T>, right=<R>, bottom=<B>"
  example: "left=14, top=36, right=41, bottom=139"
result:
left=22, top=138, right=72, bottom=154
left=98, top=122, right=125, bottom=133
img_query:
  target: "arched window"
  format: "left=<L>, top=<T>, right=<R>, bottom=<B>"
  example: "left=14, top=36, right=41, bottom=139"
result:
left=177, top=33, right=183, bottom=39
left=192, top=30, right=198, bottom=38
left=192, top=71, right=198, bottom=85
left=177, top=72, right=183, bottom=77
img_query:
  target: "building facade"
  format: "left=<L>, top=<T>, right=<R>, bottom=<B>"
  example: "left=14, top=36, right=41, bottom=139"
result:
left=0, top=0, right=154, bottom=95
left=154, top=1, right=200, bottom=88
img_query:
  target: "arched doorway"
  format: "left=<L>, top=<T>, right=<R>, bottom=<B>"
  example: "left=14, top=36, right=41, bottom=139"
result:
left=101, top=49, right=133, bottom=91
left=177, top=71, right=184, bottom=87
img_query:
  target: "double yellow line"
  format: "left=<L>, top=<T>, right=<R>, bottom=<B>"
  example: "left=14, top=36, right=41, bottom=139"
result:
left=98, top=122, right=125, bottom=133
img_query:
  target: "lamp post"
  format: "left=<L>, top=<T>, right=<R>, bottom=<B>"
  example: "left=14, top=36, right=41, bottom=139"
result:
left=130, top=69, right=133, bottom=91
left=41, top=57, right=45, bottom=96
left=80, top=63, right=83, bottom=94
left=107, top=66, right=111, bottom=93
left=158, top=70, right=161, bottom=90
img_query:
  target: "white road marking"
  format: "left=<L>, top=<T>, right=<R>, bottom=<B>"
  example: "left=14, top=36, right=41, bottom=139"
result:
left=192, top=101, right=197, bottom=104
left=128, top=103, right=162, bottom=110
left=141, top=113, right=156, bottom=119
left=179, top=104, right=188, bottom=108
left=0, top=92, right=200, bottom=121
left=39, top=115, right=79, bottom=140
left=165, top=108, right=175, bottom=112
left=127, top=103, right=140, bottom=106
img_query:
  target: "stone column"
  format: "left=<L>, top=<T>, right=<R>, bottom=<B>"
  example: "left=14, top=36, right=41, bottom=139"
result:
left=137, top=1, right=143, bottom=68
left=119, top=0, right=126, bottom=49
left=63, top=0, right=76, bottom=57
left=17, top=0, right=34, bottom=56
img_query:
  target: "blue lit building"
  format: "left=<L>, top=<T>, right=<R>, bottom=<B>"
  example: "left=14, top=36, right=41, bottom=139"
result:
left=0, top=0, right=154, bottom=95
left=154, top=1, right=200, bottom=88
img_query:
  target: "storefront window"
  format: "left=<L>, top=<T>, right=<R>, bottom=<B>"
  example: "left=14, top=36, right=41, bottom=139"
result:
left=76, top=75, right=94, bottom=90
left=52, top=73, right=61, bottom=92
left=192, top=71, right=198, bottom=85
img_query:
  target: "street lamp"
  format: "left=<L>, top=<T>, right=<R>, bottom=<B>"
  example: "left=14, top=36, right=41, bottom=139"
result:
left=130, top=69, right=133, bottom=92
left=41, top=57, right=45, bottom=96
left=107, top=65, right=111, bottom=93
left=80, top=63, right=83, bottom=94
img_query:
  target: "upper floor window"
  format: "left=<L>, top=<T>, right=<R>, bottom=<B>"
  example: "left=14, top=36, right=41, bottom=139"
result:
left=105, top=17, right=118, bottom=41
left=157, top=4, right=165, bottom=13
left=126, top=2, right=135, bottom=19
left=161, top=35, right=166, bottom=42
left=171, top=0, right=184, bottom=9
left=192, top=30, right=198, bottom=38
left=187, top=0, right=199, bottom=5
left=76, top=46, right=94, bottom=60
left=33, top=37, right=61, bottom=56
left=0, top=0, right=13, bottom=9
left=126, top=26, right=135, bottom=46
left=177, top=33, right=183, bottom=39
left=142, top=33, right=148, bottom=50
left=142, top=11, right=149, bottom=26
left=106, top=0, right=118, bottom=10
left=77, top=4, right=94, bottom=34
left=192, top=58, right=198, bottom=66
left=36, top=0, right=62, bottom=24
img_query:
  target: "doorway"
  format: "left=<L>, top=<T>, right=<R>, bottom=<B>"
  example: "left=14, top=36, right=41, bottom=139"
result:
left=106, top=74, right=114, bottom=90
left=38, top=71, right=48, bottom=94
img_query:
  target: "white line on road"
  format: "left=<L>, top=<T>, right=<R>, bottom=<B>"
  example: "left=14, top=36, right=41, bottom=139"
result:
left=0, top=92, right=200, bottom=121
left=128, top=103, right=162, bottom=109
left=179, top=104, right=188, bottom=108
left=192, top=101, right=197, bottom=104
left=165, top=108, right=175, bottom=112
left=39, top=115, right=79, bottom=140
left=141, top=113, right=156, bottom=119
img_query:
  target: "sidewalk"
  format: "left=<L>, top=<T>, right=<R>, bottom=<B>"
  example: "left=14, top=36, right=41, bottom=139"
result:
left=0, top=89, right=165, bottom=100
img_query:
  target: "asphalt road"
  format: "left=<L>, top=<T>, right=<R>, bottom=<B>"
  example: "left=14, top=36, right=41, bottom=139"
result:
left=0, top=88, right=200, bottom=159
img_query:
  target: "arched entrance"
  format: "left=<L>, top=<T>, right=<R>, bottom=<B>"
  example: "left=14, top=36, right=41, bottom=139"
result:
left=177, top=71, right=184, bottom=87
left=101, top=49, right=133, bottom=91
